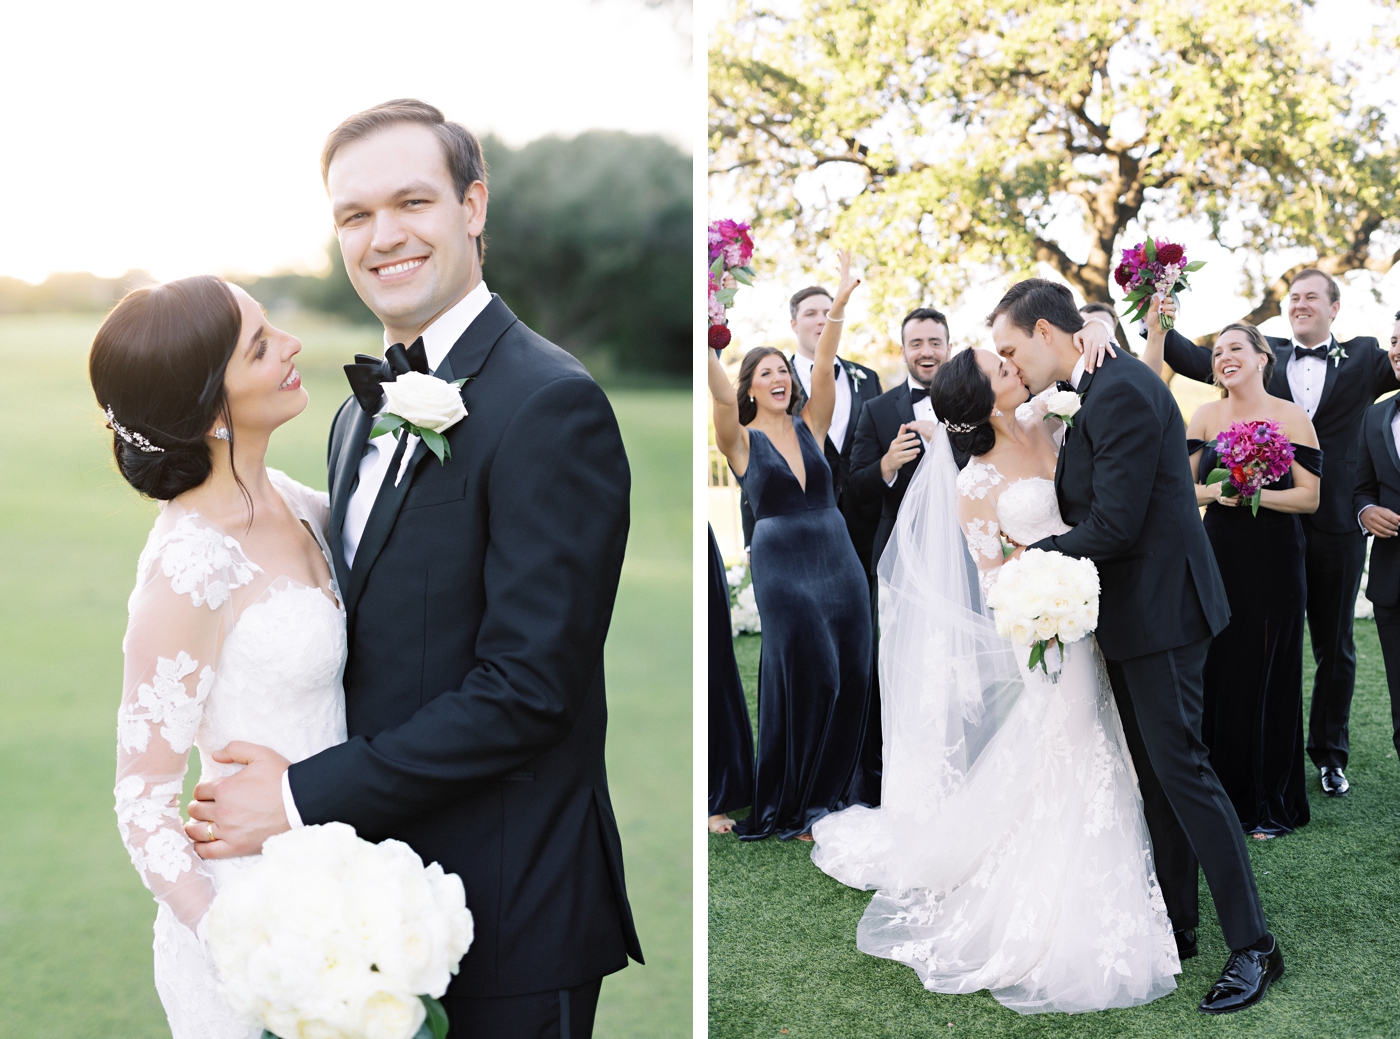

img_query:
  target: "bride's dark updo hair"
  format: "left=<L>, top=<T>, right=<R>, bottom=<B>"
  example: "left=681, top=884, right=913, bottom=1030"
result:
left=931, top=348, right=997, bottom=457
left=89, top=276, right=243, bottom=501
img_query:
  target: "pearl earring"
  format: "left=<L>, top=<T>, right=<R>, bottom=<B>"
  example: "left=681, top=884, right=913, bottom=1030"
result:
left=213, top=427, right=231, bottom=441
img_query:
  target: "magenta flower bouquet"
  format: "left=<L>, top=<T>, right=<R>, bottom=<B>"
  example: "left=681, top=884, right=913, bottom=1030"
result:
left=1114, top=238, right=1205, bottom=330
left=1205, top=419, right=1296, bottom=516
left=708, top=219, right=755, bottom=348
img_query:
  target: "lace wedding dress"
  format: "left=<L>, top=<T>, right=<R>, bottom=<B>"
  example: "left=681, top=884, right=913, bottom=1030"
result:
left=114, top=470, right=347, bottom=1039
left=811, top=408, right=1179, bottom=1014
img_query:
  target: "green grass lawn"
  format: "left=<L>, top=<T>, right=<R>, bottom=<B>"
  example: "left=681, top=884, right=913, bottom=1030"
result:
left=0, top=311, right=690, bottom=1038
left=713, top=632, right=1400, bottom=1038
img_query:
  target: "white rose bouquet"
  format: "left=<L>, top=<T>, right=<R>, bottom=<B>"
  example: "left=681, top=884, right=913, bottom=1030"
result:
left=375, top=372, right=469, bottom=465
left=984, top=549, right=1099, bottom=679
left=207, top=823, right=473, bottom=1039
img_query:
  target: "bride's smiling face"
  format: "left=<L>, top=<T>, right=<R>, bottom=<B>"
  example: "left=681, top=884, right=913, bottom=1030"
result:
left=219, top=285, right=308, bottom=436
left=1212, top=331, right=1266, bottom=393
left=974, top=349, right=1032, bottom=416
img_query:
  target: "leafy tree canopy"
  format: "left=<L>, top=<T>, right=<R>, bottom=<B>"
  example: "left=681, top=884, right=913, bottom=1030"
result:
left=710, top=0, right=1400, bottom=337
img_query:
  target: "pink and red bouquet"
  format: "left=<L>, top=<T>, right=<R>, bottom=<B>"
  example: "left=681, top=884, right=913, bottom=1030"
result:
left=708, top=219, right=755, bottom=338
left=1114, top=237, right=1205, bottom=330
left=1205, top=419, right=1295, bottom=516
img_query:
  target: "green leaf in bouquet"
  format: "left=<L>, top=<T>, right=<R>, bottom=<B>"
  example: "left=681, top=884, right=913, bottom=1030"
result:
left=1028, top=640, right=1046, bottom=674
left=1184, top=259, right=1206, bottom=272
left=1144, top=237, right=1157, bottom=262
left=1250, top=489, right=1262, bottom=516
left=371, top=413, right=408, bottom=439
left=1205, top=468, right=1231, bottom=486
left=419, top=428, right=451, bottom=465
left=715, top=287, right=738, bottom=306
left=422, top=995, right=450, bottom=1039
left=1122, top=285, right=1151, bottom=303
left=262, top=1032, right=278, bottom=1039
left=709, top=256, right=724, bottom=278
left=730, top=265, right=756, bottom=286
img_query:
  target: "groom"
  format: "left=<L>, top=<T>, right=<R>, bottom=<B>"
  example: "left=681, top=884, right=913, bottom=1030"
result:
left=991, top=279, right=1282, bottom=1015
left=185, top=100, right=642, bottom=1037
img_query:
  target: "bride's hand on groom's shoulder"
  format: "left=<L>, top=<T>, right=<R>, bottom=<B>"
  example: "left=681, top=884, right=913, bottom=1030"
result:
left=184, top=741, right=293, bottom=859
left=1074, top=317, right=1117, bottom=373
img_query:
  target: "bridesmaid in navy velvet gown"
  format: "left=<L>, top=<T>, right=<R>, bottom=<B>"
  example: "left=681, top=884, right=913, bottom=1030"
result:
left=709, top=523, right=753, bottom=833
left=1146, top=311, right=1321, bottom=838
left=706, top=251, right=873, bottom=840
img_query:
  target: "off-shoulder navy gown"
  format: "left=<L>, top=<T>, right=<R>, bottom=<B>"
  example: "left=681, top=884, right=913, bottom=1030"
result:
left=709, top=524, right=753, bottom=816
left=734, top=417, right=873, bottom=840
left=1191, top=438, right=1323, bottom=836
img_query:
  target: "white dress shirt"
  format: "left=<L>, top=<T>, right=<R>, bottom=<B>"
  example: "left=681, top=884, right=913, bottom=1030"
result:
left=1357, top=404, right=1400, bottom=531
left=792, top=352, right=853, bottom=452
left=1070, top=354, right=1088, bottom=391
left=282, top=280, right=492, bottom=829
left=1286, top=336, right=1331, bottom=419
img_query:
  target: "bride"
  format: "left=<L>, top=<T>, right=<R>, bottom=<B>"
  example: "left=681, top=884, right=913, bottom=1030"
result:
left=810, top=346, right=1180, bottom=1014
left=91, top=276, right=345, bottom=1038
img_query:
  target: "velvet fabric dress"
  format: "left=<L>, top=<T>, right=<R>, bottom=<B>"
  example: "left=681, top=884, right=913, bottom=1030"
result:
left=709, top=524, right=754, bottom=816
left=734, top=417, right=873, bottom=839
left=1191, top=439, right=1322, bottom=836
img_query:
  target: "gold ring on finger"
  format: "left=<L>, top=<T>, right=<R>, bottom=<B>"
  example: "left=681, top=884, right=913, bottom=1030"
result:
left=207, top=822, right=215, bottom=842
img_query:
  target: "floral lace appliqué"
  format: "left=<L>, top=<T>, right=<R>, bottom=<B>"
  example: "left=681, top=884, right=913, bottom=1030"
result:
left=114, top=776, right=193, bottom=883
left=956, top=460, right=1004, bottom=500
left=964, top=518, right=1002, bottom=560
left=142, top=512, right=261, bottom=609
left=117, top=651, right=214, bottom=754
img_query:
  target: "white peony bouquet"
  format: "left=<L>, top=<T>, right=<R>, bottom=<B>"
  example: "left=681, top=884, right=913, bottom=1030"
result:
left=984, top=549, right=1099, bottom=678
left=207, top=823, right=473, bottom=1039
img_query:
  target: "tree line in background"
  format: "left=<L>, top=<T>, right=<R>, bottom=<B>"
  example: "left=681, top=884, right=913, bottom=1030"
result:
left=0, top=132, right=689, bottom=376
left=710, top=0, right=1400, bottom=342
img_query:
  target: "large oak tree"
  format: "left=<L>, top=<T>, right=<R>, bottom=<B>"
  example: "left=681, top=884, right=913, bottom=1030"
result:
left=710, top=0, right=1400, bottom=338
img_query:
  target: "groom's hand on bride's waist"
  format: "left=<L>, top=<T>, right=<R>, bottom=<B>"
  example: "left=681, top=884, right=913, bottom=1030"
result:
left=184, top=741, right=292, bottom=859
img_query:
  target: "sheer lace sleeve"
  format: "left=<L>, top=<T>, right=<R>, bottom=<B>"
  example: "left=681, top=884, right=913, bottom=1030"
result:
left=1016, top=388, right=1068, bottom=450
left=268, top=468, right=330, bottom=538
left=114, top=508, right=260, bottom=935
left=956, top=460, right=1006, bottom=599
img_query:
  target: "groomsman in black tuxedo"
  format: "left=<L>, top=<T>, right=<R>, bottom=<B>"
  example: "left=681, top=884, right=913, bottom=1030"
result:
left=1352, top=311, right=1400, bottom=762
left=1163, top=269, right=1400, bottom=797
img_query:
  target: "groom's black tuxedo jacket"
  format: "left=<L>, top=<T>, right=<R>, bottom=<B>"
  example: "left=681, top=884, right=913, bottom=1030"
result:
left=1030, top=351, right=1230, bottom=660
left=1355, top=397, right=1400, bottom=607
left=1164, top=328, right=1398, bottom=534
left=848, top=380, right=971, bottom=575
left=287, top=295, right=642, bottom=998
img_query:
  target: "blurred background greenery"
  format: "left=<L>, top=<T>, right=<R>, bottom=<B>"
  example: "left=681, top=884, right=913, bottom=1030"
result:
left=0, top=131, right=690, bottom=379
left=0, top=311, right=690, bottom=1038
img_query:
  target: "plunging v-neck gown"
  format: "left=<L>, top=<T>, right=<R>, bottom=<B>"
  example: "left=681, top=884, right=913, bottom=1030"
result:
left=733, top=416, right=873, bottom=839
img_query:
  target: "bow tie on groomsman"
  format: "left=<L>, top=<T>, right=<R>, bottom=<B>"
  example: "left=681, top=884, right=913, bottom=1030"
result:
left=344, top=337, right=430, bottom=414
left=909, top=386, right=929, bottom=405
left=1293, top=344, right=1330, bottom=362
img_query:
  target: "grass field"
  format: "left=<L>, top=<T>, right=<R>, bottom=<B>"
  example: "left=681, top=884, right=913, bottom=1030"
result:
left=0, top=312, right=690, bottom=1038
left=712, top=632, right=1400, bottom=1038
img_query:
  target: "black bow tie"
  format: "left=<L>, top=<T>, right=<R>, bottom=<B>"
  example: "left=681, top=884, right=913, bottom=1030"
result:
left=1294, top=344, right=1329, bottom=362
left=1056, top=380, right=1076, bottom=393
left=910, top=386, right=929, bottom=405
left=344, top=337, right=429, bottom=413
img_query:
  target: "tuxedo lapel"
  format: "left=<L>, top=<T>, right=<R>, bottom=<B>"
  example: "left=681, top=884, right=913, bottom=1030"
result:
left=1384, top=398, right=1400, bottom=479
left=1271, top=344, right=1296, bottom=402
left=342, top=295, right=518, bottom=619
left=894, top=382, right=915, bottom=425
left=1314, top=342, right=1342, bottom=418
left=328, top=405, right=374, bottom=596
left=1055, top=369, right=1093, bottom=499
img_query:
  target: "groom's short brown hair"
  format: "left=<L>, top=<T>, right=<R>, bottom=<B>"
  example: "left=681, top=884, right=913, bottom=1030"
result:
left=987, top=278, right=1085, bottom=336
left=321, top=99, right=489, bottom=261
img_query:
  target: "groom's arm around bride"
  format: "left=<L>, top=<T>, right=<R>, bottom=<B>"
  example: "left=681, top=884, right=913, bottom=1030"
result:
left=186, top=100, right=641, bottom=1039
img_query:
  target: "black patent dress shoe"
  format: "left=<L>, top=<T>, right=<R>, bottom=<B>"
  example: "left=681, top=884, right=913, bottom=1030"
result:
left=1199, top=939, right=1284, bottom=1014
left=1175, top=928, right=1198, bottom=960
left=1320, top=766, right=1350, bottom=797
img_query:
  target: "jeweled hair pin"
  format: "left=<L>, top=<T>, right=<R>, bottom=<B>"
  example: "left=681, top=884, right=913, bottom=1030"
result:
left=104, top=405, right=165, bottom=454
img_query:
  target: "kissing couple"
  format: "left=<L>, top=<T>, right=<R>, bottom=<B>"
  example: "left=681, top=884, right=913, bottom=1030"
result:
left=811, top=280, right=1284, bottom=1015
left=95, top=99, right=642, bottom=1039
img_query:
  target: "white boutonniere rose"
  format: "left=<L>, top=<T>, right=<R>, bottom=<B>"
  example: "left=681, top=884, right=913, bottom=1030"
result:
left=843, top=361, right=867, bottom=385
left=375, top=372, right=469, bottom=465
left=1044, top=389, right=1083, bottom=428
left=1328, top=342, right=1348, bottom=368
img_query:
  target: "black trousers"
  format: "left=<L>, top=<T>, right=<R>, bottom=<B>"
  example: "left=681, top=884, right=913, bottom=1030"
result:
left=442, top=977, right=602, bottom=1039
left=1105, top=637, right=1268, bottom=951
left=1366, top=602, right=1400, bottom=757
left=1302, top=523, right=1367, bottom=769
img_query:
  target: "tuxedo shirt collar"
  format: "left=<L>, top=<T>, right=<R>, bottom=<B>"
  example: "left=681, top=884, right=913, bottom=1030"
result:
left=381, top=279, right=492, bottom=373
left=1069, top=354, right=1088, bottom=391
left=792, top=351, right=842, bottom=380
